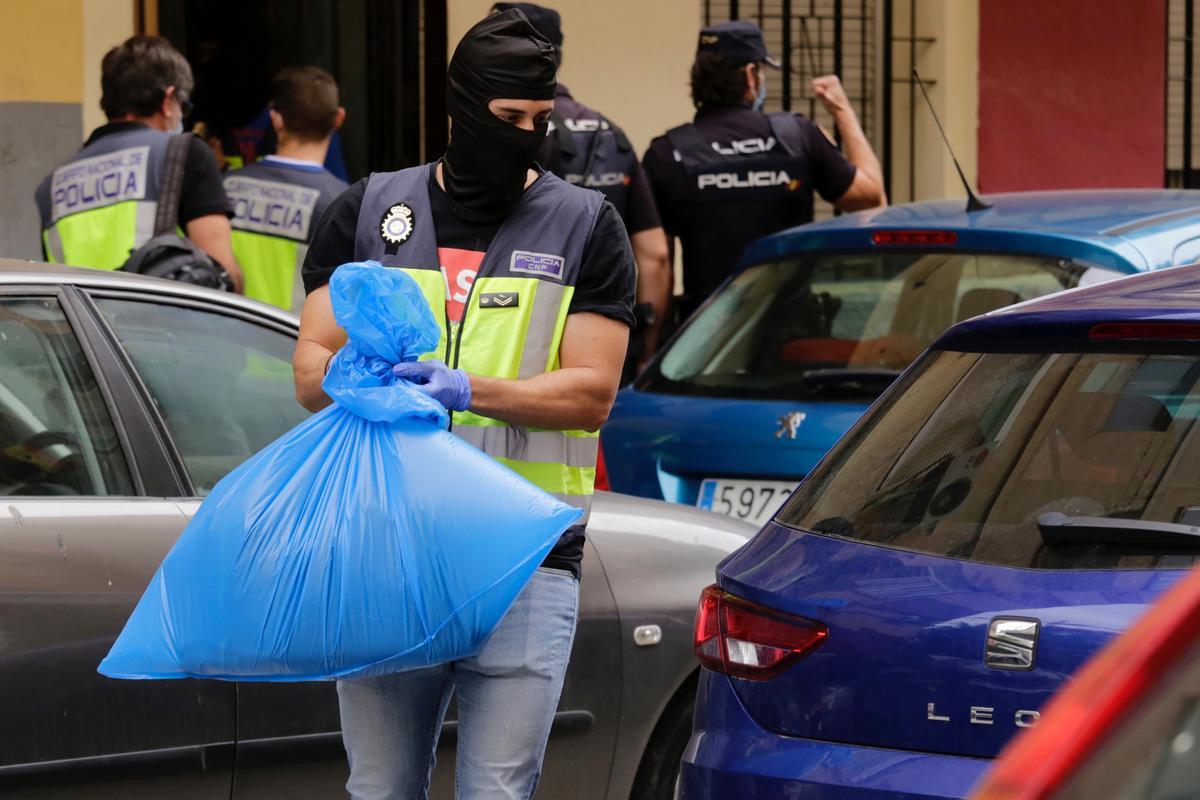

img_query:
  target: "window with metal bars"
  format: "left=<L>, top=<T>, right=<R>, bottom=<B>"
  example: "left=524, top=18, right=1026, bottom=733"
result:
left=701, top=0, right=877, bottom=217
left=1168, top=0, right=1199, bottom=187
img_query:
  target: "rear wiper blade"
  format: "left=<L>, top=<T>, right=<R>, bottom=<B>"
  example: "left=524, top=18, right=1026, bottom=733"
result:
left=801, top=368, right=901, bottom=387
left=1038, top=513, right=1200, bottom=547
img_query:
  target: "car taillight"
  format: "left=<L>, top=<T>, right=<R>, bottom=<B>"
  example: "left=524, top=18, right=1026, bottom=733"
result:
left=593, top=437, right=610, bottom=491
left=871, top=229, right=957, bottom=246
left=1089, top=321, right=1200, bottom=340
left=693, top=585, right=828, bottom=681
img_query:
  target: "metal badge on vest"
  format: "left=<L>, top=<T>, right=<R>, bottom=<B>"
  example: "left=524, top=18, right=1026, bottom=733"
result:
left=381, top=203, right=416, bottom=254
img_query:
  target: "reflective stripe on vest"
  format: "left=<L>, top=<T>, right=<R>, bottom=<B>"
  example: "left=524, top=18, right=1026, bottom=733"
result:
left=35, top=128, right=170, bottom=270
left=230, top=229, right=305, bottom=310
left=357, top=165, right=604, bottom=519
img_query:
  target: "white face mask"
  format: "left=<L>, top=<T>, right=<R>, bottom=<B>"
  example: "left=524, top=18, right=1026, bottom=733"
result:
left=169, top=116, right=185, bottom=135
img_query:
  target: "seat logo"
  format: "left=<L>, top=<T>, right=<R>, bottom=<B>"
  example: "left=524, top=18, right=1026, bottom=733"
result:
left=985, top=617, right=1039, bottom=670
left=775, top=411, right=806, bottom=440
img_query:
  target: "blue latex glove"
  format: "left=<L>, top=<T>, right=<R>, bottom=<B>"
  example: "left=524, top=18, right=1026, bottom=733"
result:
left=392, top=360, right=473, bottom=412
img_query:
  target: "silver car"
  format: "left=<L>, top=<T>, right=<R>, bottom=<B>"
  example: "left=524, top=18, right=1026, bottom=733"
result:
left=0, top=262, right=752, bottom=799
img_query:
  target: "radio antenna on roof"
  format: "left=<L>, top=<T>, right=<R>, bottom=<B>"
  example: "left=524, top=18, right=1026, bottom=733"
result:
left=912, top=68, right=991, bottom=213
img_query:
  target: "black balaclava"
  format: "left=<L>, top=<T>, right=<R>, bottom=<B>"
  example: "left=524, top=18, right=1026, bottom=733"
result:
left=443, top=9, right=557, bottom=223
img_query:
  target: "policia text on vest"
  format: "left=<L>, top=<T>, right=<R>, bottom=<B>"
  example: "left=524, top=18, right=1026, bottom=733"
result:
left=37, top=127, right=172, bottom=269
left=225, top=158, right=346, bottom=311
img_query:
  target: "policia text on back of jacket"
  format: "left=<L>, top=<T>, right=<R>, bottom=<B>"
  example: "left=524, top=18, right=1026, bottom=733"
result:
left=643, top=20, right=886, bottom=315
left=35, top=36, right=243, bottom=291
left=224, top=67, right=348, bottom=311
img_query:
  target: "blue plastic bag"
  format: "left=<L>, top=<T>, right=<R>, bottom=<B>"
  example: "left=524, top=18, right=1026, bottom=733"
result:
left=100, top=262, right=581, bottom=681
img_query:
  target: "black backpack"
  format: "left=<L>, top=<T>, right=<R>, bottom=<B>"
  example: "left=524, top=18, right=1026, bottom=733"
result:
left=121, top=133, right=232, bottom=291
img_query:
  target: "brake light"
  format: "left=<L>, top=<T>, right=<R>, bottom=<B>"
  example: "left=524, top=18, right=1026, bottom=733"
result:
left=593, top=437, right=610, bottom=491
left=1089, top=322, right=1200, bottom=340
left=871, top=230, right=958, bottom=246
left=693, top=585, right=828, bottom=681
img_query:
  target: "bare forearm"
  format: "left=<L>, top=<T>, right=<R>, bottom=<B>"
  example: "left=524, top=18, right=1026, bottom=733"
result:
left=468, top=368, right=618, bottom=432
left=632, top=229, right=672, bottom=359
left=834, top=109, right=885, bottom=194
left=294, top=339, right=336, bottom=411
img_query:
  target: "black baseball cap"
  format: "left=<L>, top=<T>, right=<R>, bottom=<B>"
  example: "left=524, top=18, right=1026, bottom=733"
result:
left=697, top=20, right=780, bottom=68
left=491, top=3, right=563, bottom=47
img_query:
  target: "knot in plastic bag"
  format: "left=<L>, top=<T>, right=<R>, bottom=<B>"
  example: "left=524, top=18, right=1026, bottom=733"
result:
left=322, top=262, right=448, bottom=425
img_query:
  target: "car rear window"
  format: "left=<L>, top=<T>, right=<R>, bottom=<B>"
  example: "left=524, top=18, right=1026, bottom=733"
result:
left=779, top=349, right=1200, bottom=569
left=643, top=252, right=1116, bottom=400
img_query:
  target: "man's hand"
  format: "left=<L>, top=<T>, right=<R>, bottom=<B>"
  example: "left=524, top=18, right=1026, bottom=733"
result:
left=812, top=75, right=851, bottom=117
left=812, top=73, right=888, bottom=213
left=392, top=360, right=472, bottom=411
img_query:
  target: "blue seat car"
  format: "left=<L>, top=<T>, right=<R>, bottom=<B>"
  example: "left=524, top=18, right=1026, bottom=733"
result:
left=680, top=263, right=1200, bottom=798
left=602, top=190, right=1200, bottom=529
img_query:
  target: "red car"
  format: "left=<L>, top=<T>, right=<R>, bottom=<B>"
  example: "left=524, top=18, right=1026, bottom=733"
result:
left=975, top=564, right=1200, bottom=799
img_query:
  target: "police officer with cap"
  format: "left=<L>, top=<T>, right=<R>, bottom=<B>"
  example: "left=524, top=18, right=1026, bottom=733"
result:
left=644, top=20, right=885, bottom=316
left=493, top=2, right=671, bottom=374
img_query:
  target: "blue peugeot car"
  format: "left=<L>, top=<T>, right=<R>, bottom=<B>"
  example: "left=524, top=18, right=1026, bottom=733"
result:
left=680, top=263, right=1200, bottom=798
left=603, top=190, right=1200, bottom=530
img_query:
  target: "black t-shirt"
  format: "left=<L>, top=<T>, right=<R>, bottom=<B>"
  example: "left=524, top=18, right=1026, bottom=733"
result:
left=85, top=122, right=234, bottom=224
left=539, top=84, right=662, bottom=236
left=302, top=165, right=636, bottom=578
left=643, top=105, right=857, bottom=300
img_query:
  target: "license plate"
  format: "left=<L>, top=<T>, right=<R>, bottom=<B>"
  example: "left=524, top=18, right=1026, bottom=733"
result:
left=697, top=479, right=797, bottom=526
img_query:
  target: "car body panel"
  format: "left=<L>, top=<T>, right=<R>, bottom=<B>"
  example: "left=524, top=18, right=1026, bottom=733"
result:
left=583, top=492, right=755, bottom=798
left=0, top=260, right=752, bottom=799
left=604, top=392, right=863, bottom=504
left=607, top=190, right=1200, bottom=507
left=742, top=189, right=1200, bottom=275
left=716, top=523, right=1183, bottom=757
left=0, top=498, right=237, bottom=798
left=680, top=670, right=990, bottom=800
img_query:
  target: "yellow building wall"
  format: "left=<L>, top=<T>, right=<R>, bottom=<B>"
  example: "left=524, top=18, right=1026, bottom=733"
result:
left=0, top=0, right=135, bottom=260
left=447, top=0, right=701, bottom=156
left=84, top=0, right=139, bottom=134
left=0, top=0, right=84, bottom=103
left=888, top=0, right=980, bottom=204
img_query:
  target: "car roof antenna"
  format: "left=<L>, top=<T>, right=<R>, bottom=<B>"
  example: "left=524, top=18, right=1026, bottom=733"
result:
left=912, top=68, right=992, bottom=212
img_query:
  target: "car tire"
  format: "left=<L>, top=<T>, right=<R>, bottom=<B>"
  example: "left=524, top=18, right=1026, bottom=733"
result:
left=630, top=676, right=696, bottom=800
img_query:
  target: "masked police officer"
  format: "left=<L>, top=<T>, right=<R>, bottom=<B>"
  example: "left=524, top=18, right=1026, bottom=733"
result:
left=35, top=36, right=243, bottom=291
left=492, top=2, right=671, bottom=373
left=644, top=20, right=886, bottom=316
left=293, top=9, right=633, bottom=798
left=224, top=67, right=348, bottom=311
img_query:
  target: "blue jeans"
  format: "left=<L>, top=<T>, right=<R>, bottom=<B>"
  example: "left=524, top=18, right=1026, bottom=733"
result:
left=337, top=568, right=580, bottom=800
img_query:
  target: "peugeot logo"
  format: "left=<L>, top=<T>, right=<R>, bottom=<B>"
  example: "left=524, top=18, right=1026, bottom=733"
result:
left=775, top=411, right=806, bottom=440
left=985, top=617, right=1039, bottom=671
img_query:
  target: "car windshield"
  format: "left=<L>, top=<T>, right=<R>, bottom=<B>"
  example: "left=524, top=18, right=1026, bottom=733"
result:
left=779, top=348, right=1200, bottom=570
left=644, top=252, right=1118, bottom=400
